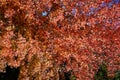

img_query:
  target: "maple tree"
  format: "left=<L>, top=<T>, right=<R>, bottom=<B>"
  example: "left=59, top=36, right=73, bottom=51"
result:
left=0, top=0, right=120, bottom=80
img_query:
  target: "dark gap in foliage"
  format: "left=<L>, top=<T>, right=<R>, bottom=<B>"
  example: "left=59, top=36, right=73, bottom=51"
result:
left=0, top=11, right=8, bottom=23
left=64, top=70, right=71, bottom=80
left=50, top=3, right=60, bottom=12
left=0, top=66, right=20, bottom=80
left=59, top=62, right=76, bottom=80
left=64, top=70, right=76, bottom=80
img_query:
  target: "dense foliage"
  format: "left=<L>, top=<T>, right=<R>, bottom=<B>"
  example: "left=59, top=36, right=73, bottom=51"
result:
left=0, top=0, right=120, bottom=80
